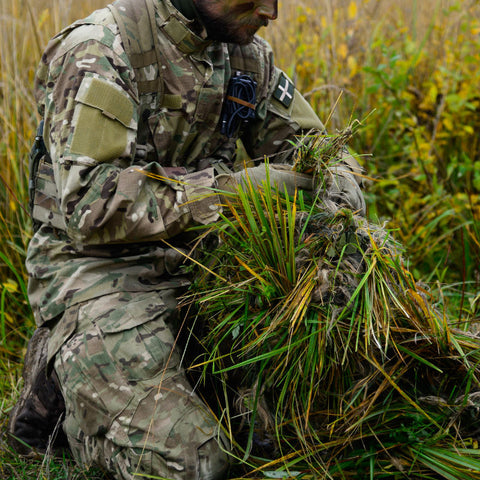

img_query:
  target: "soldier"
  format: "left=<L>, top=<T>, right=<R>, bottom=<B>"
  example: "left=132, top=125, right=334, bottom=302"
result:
left=8, top=0, right=365, bottom=478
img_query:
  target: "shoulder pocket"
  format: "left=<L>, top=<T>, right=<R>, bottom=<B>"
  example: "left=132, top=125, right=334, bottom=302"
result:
left=70, top=76, right=135, bottom=162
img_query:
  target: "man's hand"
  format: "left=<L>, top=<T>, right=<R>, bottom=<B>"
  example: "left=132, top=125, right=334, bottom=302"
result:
left=321, top=164, right=366, bottom=215
left=216, top=164, right=313, bottom=197
left=216, top=160, right=366, bottom=216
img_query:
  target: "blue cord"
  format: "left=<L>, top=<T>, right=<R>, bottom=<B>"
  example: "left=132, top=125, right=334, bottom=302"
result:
left=221, top=74, right=257, bottom=138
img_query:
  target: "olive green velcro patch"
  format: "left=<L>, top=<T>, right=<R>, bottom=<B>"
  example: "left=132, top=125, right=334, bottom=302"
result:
left=163, top=94, right=182, bottom=110
left=70, top=77, right=134, bottom=162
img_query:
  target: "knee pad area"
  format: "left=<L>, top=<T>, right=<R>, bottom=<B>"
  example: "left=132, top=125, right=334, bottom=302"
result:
left=197, top=437, right=231, bottom=480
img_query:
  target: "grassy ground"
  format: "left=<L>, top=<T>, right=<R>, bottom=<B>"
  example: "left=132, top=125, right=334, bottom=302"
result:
left=0, top=0, right=479, bottom=477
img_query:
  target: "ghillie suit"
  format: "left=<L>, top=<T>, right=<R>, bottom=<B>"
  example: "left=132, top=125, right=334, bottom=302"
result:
left=183, top=131, right=480, bottom=479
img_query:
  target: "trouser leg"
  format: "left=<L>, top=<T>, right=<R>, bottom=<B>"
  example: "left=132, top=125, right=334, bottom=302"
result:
left=57, top=375, right=230, bottom=480
left=53, top=290, right=230, bottom=480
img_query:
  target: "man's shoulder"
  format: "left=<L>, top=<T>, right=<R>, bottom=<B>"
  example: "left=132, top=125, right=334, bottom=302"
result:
left=47, top=7, right=121, bottom=63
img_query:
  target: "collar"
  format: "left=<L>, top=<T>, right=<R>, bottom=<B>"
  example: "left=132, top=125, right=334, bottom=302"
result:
left=155, top=0, right=212, bottom=54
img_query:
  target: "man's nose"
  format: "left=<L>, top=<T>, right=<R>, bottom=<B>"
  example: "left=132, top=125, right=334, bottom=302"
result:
left=255, top=0, right=278, bottom=20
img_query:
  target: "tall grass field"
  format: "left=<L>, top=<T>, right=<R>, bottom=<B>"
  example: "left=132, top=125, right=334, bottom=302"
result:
left=1, top=0, right=479, bottom=478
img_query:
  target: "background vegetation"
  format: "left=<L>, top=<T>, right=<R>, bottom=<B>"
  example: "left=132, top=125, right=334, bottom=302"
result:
left=0, top=0, right=479, bottom=477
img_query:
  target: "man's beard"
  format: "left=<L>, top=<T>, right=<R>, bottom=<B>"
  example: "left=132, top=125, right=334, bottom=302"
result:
left=194, top=2, right=267, bottom=45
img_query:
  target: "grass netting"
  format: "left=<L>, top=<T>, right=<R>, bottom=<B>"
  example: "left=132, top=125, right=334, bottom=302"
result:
left=180, top=135, right=480, bottom=479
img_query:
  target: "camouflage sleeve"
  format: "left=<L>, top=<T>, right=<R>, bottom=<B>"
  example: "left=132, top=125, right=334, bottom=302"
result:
left=35, top=25, right=220, bottom=247
left=240, top=39, right=326, bottom=164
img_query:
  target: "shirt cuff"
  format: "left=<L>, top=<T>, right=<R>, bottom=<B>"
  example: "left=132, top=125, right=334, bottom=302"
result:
left=183, top=167, right=222, bottom=225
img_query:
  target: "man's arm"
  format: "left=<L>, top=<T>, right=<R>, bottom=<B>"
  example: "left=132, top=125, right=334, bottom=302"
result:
left=239, top=51, right=365, bottom=213
left=35, top=29, right=221, bottom=247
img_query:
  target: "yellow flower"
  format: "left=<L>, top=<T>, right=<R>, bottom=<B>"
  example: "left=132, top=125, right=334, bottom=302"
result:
left=347, top=55, right=358, bottom=77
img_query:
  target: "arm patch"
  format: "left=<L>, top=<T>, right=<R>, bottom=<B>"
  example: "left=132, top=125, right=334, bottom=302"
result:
left=70, top=76, right=134, bottom=162
left=273, top=72, right=295, bottom=108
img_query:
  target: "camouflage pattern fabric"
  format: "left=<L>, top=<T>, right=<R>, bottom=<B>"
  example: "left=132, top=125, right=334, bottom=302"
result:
left=27, top=0, right=325, bottom=326
left=53, top=290, right=230, bottom=480
left=23, top=0, right=330, bottom=476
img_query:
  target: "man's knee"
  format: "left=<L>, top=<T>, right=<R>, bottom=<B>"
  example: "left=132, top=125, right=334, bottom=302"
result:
left=197, top=437, right=230, bottom=480
left=103, top=440, right=230, bottom=480
left=144, top=437, right=230, bottom=480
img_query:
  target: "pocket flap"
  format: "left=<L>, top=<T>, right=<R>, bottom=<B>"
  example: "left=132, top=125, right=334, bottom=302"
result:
left=100, top=293, right=170, bottom=333
left=75, top=76, right=134, bottom=128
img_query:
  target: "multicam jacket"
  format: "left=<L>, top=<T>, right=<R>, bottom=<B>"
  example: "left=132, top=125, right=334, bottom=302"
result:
left=26, top=0, right=325, bottom=326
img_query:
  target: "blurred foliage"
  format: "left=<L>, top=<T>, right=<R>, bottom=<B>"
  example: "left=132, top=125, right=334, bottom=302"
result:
left=264, top=0, right=480, bottom=293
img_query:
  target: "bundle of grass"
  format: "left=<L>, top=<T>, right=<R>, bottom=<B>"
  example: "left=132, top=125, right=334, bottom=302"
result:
left=180, top=131, right=480, bottom=479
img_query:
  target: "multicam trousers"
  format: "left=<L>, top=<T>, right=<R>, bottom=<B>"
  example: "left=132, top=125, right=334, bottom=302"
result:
left=52, top=290, right=230, bottom=480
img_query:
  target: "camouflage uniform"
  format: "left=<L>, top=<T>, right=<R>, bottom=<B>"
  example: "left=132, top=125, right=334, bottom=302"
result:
left=24, top=0, right=325, bottom=477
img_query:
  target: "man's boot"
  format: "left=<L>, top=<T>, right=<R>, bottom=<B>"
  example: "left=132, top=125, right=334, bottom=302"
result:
left=7, top=327, right=68, bottom=455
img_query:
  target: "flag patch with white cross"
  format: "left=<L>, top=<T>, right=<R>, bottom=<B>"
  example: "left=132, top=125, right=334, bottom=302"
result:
left=273, top=73, right=295, bottom=108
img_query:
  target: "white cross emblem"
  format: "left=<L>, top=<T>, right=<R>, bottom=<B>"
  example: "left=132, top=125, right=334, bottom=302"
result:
left=278, top=77, right=293, bottom=102
left=274, top=74, right=294, bottom=107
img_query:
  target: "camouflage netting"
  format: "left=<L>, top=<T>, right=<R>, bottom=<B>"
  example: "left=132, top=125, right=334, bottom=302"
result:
left=182, top=135, right=480, bottom=478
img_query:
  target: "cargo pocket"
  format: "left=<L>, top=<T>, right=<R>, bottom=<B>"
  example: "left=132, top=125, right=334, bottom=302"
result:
left=70, top=75, right=136, bottom=162
left=98, top=292, right=182, bottom=382
left=55, top=291, right=180, bottom=438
